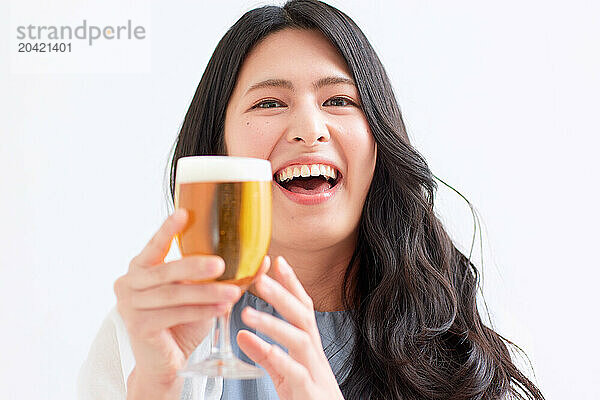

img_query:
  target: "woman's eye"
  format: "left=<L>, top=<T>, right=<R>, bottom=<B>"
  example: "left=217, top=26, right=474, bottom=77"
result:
left=323, top=97, right=355, bottom=107
left=252, top=99, right=285, bottom=109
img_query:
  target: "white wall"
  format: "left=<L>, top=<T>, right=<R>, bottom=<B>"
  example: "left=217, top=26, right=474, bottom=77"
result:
left=1, top=0, right=598, bottom=398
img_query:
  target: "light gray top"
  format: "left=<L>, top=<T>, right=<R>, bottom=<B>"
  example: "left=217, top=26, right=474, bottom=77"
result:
left=181, top=291, right=354, bottom=399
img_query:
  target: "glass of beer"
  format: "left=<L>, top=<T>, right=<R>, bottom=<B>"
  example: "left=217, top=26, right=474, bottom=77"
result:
left=174, top=156, right=272, bottom=379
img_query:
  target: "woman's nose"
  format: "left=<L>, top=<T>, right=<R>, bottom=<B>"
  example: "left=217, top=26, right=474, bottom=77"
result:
left=285, top=107, right=331, bottom=146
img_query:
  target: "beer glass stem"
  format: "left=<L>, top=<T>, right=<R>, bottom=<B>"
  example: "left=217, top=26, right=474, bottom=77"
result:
left=178, top=302, right=264, bottom=379
left=212, top=311, right=234, bottom=357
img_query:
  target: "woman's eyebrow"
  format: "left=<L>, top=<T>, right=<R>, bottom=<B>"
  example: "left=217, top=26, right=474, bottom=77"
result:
left=246, top=79, right=294, bottom=94
left=313, top=76, right=355, bottom=89
left=245, top=76, right=355, bottom=95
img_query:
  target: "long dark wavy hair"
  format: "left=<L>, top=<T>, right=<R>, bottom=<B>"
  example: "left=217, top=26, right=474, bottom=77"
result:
left=168, top=1, right=544, bottom=399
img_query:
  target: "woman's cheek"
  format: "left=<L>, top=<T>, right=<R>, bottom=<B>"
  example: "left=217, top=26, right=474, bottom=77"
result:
left=230, top=118, right=281, bottom=158
left=253, top=118, right=285, bottom=155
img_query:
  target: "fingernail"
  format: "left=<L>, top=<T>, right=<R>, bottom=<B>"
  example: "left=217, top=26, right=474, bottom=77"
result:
left=263, top=255, right=271, bottom=270
left=243, top=307, right=258, bottom=324
left=198, top=259, right=221, bottom=276
left=209, top=258, right=225, bottom=272
left=224, top=286, right=241, bottom=299
left=277, top=256, right=292, bottom=275
left=207, top=263, right=222, bottom=276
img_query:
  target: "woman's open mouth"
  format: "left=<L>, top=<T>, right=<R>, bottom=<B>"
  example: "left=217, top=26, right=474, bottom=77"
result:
left=273, top=163, right=342, bottom=205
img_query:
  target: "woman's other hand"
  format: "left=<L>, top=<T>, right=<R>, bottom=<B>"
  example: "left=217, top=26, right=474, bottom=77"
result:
left=237, top=256, right=344, bottom=400
left=114, top=209, right=243, bottom=399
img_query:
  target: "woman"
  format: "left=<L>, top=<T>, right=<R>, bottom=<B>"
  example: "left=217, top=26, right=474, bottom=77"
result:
left=79, top=1, right=544, bottom=399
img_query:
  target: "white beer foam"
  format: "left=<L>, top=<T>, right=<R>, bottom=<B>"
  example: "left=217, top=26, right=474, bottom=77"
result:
left=176, top=156, right=272, bottom=183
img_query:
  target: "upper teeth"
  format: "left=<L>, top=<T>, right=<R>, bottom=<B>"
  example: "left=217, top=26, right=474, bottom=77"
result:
left=276, top=164, right=338, bottom=183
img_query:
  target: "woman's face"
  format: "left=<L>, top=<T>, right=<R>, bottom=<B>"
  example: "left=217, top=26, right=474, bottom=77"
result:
left=225, top=29, right=376, bottom=252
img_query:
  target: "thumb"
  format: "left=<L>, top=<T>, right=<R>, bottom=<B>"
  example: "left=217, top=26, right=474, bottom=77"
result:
left=255, top=255, right=271, bottom=279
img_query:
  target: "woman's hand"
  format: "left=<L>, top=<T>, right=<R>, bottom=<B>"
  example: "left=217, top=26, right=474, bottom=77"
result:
left=237, top=256, right=344, bottom=400
left=114, top=209, right=245, bottom=399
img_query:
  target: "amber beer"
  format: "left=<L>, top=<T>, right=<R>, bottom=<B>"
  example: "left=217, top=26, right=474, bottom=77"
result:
left=175, top=156, right=272, bottom=288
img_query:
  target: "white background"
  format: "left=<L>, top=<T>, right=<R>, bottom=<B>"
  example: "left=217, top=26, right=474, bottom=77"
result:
left=1, top=0, right=598, bottom=398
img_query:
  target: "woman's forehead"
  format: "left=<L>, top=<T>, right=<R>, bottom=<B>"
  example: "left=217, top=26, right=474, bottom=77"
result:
left=235, top=28, right=352, bottom=89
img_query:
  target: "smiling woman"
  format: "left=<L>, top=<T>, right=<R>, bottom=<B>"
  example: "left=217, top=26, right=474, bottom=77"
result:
left=78, top=1, right=544, bottom=399
left=224, top=28, right=376, bottom=278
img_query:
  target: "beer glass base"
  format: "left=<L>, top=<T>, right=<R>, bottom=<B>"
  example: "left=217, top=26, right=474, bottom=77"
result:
left=178, top=357, right=265, bottom=379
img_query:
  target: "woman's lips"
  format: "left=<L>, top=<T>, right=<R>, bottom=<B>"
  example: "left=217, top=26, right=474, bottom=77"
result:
left=274, top=177, right=341, bottom=205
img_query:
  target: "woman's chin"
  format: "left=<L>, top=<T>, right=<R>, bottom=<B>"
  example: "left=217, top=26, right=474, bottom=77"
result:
left=271, top=222, right=357, bottom=255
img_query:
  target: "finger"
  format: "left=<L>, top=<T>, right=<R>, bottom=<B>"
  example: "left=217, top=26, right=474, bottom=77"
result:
left=255, top=256, right=271, bottom=279
left=129, top=256, right=225, bottom=290
left=248, top=256, right=271, bottom=290
left=127, top=304, right=228, bottom=338
left=254, top=273, right=318, bottom=335
left=134, top=209, right=189, bottom=267
left=272, top=256, right=314, bottom=309
left=131, top=283, right=242, bottom=310
left=241, top=307, right=320, bottom=368
left=237, top=330, right=309, bottom=387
